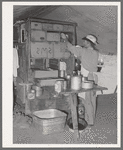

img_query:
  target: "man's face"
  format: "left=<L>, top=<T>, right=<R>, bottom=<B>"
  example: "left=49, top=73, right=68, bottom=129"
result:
left=82, top=40, right=90, bottom=48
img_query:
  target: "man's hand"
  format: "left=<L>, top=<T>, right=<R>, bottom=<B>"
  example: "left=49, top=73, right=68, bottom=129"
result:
left=61, top=33, right=67, bottom=39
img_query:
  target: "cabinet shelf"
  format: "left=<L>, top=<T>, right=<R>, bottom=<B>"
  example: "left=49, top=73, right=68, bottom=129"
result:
left=31, top=29, right=73, bottom=33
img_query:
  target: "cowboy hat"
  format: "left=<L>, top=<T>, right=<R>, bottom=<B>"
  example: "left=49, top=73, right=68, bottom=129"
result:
left=82, top=34, right=99, bottom=45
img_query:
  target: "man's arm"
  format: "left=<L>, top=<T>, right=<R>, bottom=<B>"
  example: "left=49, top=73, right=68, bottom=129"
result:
left=61, top=33, right=82, bottom=57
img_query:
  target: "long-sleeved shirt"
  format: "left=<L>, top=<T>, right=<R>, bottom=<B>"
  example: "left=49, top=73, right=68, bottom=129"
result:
left=66, top=42, right=99, bottom=72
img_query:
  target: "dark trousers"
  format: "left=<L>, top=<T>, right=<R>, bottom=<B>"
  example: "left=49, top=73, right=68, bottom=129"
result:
left=13, top=82, right=16, bottom=109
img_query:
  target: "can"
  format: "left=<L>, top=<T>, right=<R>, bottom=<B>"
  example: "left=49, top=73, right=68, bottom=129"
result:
left=28, top=90, right=35, bottom=100
left=55, top=80, right=64, bottom=93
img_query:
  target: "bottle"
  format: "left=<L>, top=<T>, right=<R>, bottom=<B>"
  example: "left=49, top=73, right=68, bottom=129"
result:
left=78, top=70, right=81, bottom=76
left=73, top=70, right=77, bottom=76
left=66, top=74, right=71, bottom=89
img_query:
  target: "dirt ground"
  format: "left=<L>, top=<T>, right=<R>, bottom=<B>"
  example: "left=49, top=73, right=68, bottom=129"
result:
left=13, top=93, right=117, bottom=144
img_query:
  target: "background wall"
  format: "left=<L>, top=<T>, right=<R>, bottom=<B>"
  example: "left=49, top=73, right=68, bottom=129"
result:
left=96, top=54, right=117, bottom=95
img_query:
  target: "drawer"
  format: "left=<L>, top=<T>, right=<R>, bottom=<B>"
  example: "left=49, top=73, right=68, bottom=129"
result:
left=31, top=42, right=48, bottom=58
left=31, top=22, right=42, bottom=29
left=42, top=23, right=53, bottom=30
left=54, top=42, right=64, bottom=58
left=63, top=25, right=74, bottom=32
left=31, top=30, right=46, bottom=41
left=34, top=71, right=58, bottom=79
left=47, top=42, right=54, bottom=58
left=30, top=58, right=45, bottom=70
left=47, top=32, right=60, bottom=42
left=31, top=42, right=54, bottom=58
left=60, top=42, right=67, bottom=53
left=53, top=24, right=63, bottom=31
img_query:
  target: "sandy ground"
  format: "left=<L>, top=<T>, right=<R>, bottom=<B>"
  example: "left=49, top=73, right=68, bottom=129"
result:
left=13, top=93, right=117, bottom=144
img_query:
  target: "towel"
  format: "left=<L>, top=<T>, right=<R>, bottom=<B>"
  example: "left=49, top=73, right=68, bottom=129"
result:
left=13, top=47, right=19, bottom=77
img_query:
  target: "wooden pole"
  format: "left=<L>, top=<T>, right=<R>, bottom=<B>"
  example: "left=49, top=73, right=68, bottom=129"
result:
left=70, top=93, right=80, bottom=143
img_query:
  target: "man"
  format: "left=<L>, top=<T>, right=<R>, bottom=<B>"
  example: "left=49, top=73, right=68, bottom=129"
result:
left=61, top=33, right=99, bottom=125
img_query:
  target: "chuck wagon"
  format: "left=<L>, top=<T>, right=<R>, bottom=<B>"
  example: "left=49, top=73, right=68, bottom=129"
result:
left=14, top=18, right=78, bottom=114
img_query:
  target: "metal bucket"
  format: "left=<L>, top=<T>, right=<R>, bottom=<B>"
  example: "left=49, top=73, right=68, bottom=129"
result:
left=67, top=118, right=88, bottom=133
left=33, top=109, right=67, bottom=135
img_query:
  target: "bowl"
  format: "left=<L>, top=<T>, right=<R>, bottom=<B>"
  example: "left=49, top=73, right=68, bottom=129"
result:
left=82, top=81, right=94, bottom=89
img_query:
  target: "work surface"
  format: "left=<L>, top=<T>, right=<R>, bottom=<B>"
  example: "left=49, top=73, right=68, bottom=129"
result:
left=60, top=85, right=108, bottom=94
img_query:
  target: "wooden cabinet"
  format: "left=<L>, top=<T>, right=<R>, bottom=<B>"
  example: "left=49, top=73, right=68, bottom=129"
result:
left=15, top=18, right=77, bottom=109
left=16, top=17, right=77, bottom=69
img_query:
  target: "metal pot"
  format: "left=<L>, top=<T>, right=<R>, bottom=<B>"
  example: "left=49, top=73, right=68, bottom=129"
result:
left=71, top=75, right=81, bottom=90
left=82, top=81, right=93, bottom=89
